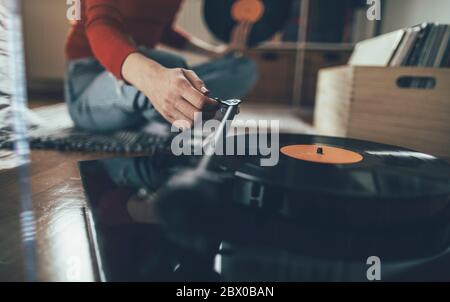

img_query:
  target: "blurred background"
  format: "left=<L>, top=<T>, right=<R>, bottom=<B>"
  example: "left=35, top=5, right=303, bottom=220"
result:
left=24, top=0, right=450, bottom=110
left=1, top=0, right=449, bottom=282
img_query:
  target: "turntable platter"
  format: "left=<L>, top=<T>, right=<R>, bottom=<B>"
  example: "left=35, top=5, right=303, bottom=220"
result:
left=219, top=134, right=450, bottom=227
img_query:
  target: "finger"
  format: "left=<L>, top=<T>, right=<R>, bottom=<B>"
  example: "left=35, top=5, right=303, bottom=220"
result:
left=174, top=96, right=198, bottom=121
left=169, top=109, right=193, bottom=130
left=182, top=69, right=209, bottom=95
left=172, top=119, right=192, bottom=131
left=180, top=84, right=219, bottom=111
left=160, top=112, right=175, bottom=125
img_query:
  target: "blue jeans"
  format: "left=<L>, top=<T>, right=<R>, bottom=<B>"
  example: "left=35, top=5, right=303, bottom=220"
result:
left=64, top=49, right=258, bottom=132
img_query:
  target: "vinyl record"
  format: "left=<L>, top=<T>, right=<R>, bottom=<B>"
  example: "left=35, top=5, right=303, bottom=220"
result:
left=220, top=134, right=450, bottom=227
left=203, top=0, right=293, bottom=47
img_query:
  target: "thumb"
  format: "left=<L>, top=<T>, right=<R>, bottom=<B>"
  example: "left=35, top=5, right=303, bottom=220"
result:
left=182, top=69, right=209, bottom=95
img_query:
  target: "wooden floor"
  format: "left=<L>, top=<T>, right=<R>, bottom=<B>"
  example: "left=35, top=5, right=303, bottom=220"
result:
left=0, top=101, right=313, bottom=281
left=0, top=150, right=112, bottom=281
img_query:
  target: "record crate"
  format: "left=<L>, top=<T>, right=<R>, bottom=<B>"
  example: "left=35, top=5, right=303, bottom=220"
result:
left=314, top=66, right=450, bottom=159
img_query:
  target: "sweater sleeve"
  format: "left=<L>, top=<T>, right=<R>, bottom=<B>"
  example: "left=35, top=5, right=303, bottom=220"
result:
left=84, top=0, right=138, bottom=80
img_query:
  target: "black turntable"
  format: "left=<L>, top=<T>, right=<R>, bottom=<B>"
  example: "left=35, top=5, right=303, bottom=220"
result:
left=79, top=100, right=450, bottom=282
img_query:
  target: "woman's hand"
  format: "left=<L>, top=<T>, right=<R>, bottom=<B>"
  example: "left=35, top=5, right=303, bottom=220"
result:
left=122, top=52, right=219, bottom=128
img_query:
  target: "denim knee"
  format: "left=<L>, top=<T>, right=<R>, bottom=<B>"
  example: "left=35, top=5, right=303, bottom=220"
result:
left=234, top=57, right=258, bottom=87
left=68, top=101, right=144, bottom=133
left=220, top=56, right=259, bottom=99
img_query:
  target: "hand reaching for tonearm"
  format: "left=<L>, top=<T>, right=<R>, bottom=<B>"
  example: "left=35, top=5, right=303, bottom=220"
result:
left=121, top=20, right=254, bottom=129
left=122, top=52, right=219, bottom=129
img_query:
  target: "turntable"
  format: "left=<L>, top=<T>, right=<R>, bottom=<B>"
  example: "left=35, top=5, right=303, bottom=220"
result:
left=79, top=99, right=450, bottom=282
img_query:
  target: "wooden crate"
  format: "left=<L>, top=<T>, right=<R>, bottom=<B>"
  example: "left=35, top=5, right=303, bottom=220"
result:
left=314, top=66, right=450, bottom=158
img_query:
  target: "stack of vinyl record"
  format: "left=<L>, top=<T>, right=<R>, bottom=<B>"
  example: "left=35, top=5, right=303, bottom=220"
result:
left=392, top=23, right=450, bottom=88
left=394, top=23, right=450, bottom=69
left=351, top=23, right=450, bottom=69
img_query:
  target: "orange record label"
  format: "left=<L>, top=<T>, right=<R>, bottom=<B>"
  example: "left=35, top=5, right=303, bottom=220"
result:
left=280, top=145, right=364, bottom=164
left=231, top=0, right=265, bottom=23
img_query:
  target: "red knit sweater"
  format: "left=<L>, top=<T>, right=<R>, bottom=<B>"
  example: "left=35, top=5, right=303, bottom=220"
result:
left=65, top=0, right=190, bottom=80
